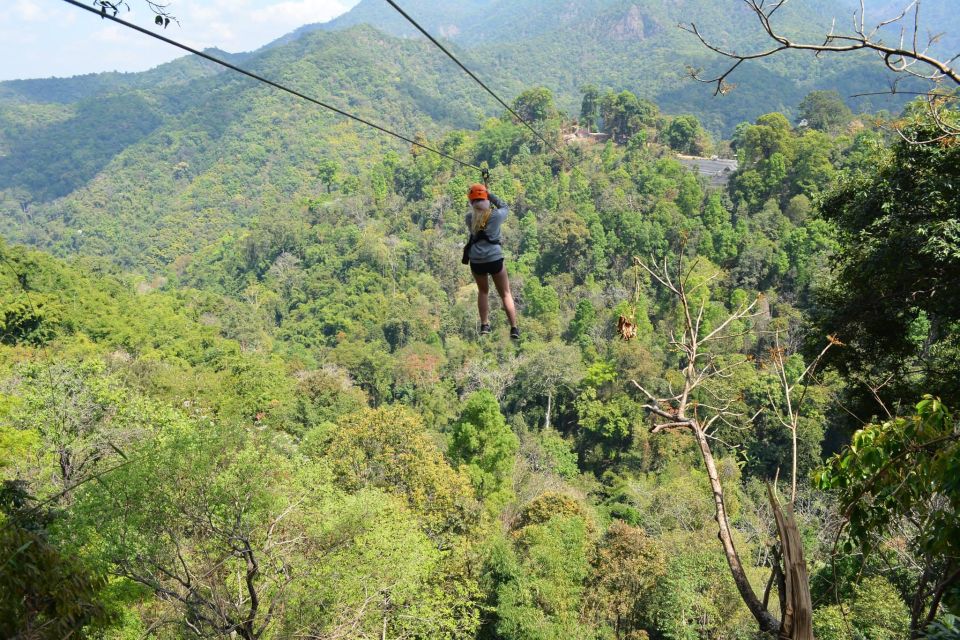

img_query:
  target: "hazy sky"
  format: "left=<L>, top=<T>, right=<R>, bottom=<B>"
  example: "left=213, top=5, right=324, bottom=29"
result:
left=0, top=0, right=361, bottom=81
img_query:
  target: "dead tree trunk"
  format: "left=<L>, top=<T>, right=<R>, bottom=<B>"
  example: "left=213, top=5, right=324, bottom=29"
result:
left=693, top=424, right=781, bottom=632
left=768, top=485, right=814, bottom=640
left=545, top=389, right=553, bottom=430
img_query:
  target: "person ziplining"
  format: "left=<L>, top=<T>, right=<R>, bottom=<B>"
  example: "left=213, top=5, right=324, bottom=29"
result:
left=462, top=183, right=519, bottom=340
left=61, top=0, right=544, bottom=344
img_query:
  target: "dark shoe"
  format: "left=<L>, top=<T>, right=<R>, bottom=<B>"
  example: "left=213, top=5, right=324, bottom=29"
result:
left=479, top=323, right=492, bottom=336
left=510, top=326, right=520, bottom=340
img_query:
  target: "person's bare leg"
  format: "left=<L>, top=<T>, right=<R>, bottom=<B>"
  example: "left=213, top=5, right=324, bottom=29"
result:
left=474, top=273, right=490, bottom=325
left=491, top=267, right=518, bottom=328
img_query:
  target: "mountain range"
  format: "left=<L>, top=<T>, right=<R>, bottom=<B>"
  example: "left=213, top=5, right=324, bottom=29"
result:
left=1, top=0, right=957, bottom=271
left=311, top=0, right=959, bottom=126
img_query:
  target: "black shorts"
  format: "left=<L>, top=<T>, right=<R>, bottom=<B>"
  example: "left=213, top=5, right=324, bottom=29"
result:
left=470, top=259, right=504, bottom=276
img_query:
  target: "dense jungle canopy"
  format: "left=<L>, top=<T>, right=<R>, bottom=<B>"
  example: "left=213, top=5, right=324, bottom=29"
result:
left=1, top=1, right=959, bottom=638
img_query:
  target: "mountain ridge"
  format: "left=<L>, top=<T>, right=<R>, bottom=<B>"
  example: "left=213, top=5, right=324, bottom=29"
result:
left=1, top=0, right=956, bottom=268
left=276, top=0, right=955, bottom=129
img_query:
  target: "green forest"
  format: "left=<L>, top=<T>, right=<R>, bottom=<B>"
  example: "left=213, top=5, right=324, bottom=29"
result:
left=2, top=1, right=960, bottom=639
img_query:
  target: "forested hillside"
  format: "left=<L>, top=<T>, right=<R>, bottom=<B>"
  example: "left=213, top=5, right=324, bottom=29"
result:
left=0, top=25, right=501, bottom=268
left=3, top=0, right=954, bottom=269
left=316, top=0, right=956, bottom=130
left=2, top=1, right=959, bottom=639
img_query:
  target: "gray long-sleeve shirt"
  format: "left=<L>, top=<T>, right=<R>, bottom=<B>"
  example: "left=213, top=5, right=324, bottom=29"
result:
left=464, top=193, right=508, bottom=263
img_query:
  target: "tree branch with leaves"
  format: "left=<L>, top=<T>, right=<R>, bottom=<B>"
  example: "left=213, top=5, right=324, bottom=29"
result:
left=92, top=0, right=178, bottom=27
left=815, top=395, right=960, bottom=633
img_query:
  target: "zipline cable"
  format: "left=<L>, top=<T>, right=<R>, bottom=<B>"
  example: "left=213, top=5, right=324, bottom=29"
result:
left=58, top=0, right=485, bottom=173
left=5, top=1, right=479, bottom=528
left=382, top=0, right=569, bottom=166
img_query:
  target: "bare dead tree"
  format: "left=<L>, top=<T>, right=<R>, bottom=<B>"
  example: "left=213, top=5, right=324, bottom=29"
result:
left=766, top=331, right=839, bottom=503
left=629, top=253, right=781, bottom=633
left=682, top=0, right=959, bottom=96
left=629, top=253, right=825, bottom=639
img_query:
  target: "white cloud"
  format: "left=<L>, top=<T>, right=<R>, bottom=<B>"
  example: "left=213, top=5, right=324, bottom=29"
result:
left=168, top=0, right=351, bottom=52
left=91, top=24, right=141, bottom=45
left=250, top=0, right=350, bottom=26
left=13, top=0, right=45, bottom=22
left=0, top=0, right=359, bottom=80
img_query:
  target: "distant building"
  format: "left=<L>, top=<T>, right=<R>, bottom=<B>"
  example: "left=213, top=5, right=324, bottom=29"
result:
left=676, top=154, right=739, bottom=187
left=562, top=126, right=611, bottom=144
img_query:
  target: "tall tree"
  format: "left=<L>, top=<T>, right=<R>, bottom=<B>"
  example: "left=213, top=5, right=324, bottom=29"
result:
left=72, top=426, right=314, bottom=640
left=600, top=91, right=658, bottom=143
left=316, top=158, right=339, bottom=193
left=514, top=343, right=584, bottom=430
left=585, top=521, right=667, bottom=639
left=797, top=90, right=852, bottom=132
left=327, top=405, right=479, bottom=540
left=449, top=391, right=519, bottom=504
left=512, top=87, right=558, bottom=123
left=664, top=114, right=709, bottom=155
left=580, top=84, right=601, bottom=131
left=811, top=108, right=960, bottom=413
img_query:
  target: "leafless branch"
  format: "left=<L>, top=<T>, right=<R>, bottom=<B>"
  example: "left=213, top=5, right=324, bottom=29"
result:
left=764, top=331, right=837, bottom=503
left=680, top=0, right=959, bottom=99
left=628, top=247, right=826, bottom=634
left=629, top=379, right=661, bottom=403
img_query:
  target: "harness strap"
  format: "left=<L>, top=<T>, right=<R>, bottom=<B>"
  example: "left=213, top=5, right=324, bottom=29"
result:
left=471, top=230, right=501, bottom=245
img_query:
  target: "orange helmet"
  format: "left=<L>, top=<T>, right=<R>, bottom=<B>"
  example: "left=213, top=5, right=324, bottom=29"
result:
left=468, top=183, right=488, bottom=201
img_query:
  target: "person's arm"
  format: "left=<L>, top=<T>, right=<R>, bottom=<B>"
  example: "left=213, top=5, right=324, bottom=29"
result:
left=488, top=193, right=509, bottom=218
